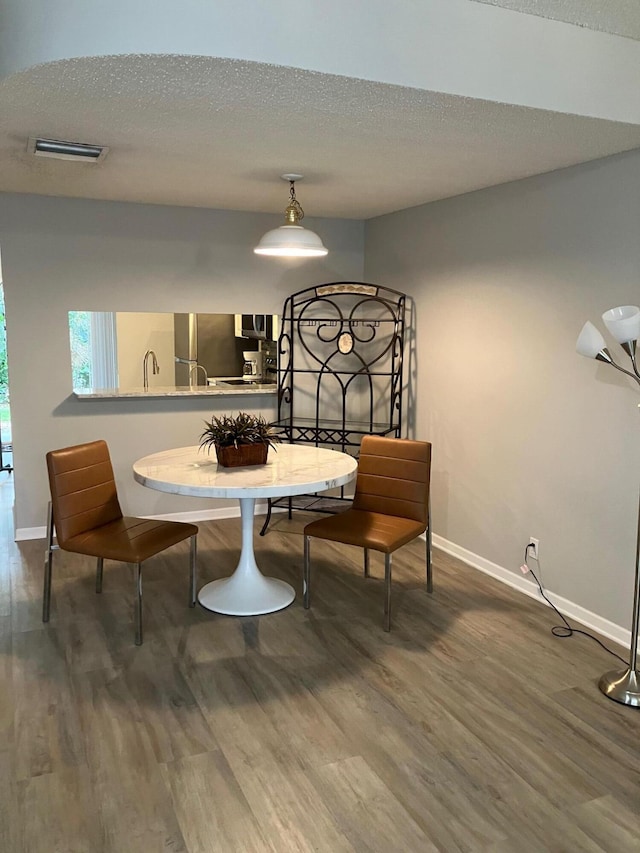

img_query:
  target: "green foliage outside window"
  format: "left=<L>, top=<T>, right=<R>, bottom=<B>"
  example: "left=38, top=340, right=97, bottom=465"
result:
left=69, top=311, right=92, bottom=388
left=0, top=300, right=93, bottom=394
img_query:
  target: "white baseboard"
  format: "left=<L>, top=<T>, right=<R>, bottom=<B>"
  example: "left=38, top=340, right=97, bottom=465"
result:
left=15, top=512, right=633, bottom=654
left=14, top=501, right=284, bottom=542
left=144, top=502, right=279, bottom=524
left=432, top=533, right=634, bottom=653
left=15, top=525, right=48, bottom=542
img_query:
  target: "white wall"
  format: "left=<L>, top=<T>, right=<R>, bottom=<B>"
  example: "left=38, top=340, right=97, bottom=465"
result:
left=365, top=149, right=640, bottom=633
left=3, top=1, right=640, bottom=123
left=0, top=193, right=364, bottom=530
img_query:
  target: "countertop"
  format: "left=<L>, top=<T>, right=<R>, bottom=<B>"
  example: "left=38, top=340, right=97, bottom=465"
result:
left=74, top=380, right=278, bottom=399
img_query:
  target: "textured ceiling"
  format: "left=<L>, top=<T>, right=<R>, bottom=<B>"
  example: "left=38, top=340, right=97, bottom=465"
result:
left=1, top=54, right=640, bottom=219
left=471, top=0, right=640, bottom=41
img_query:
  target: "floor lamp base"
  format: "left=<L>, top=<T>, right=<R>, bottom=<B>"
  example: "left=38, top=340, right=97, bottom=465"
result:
left=599, top=668, right=640, bottom=707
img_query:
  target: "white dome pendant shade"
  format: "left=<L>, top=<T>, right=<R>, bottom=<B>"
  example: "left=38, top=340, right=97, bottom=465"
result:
left=254, top=224, right=328, bottom=257
left=254, top=175, right=328, bottom=258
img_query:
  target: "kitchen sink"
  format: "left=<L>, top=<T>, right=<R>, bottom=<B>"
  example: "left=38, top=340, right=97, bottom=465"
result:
left=217, top=379, right=276, bottom=386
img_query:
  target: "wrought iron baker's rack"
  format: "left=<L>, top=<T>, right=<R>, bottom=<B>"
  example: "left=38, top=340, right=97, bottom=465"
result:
left=260, top=281, right=406, bottom=534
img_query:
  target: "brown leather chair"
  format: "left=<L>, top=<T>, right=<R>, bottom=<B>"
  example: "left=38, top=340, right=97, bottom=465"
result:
left=43, top=439, right=198, bottom=645
left=303, top=435, right=432, bottom=631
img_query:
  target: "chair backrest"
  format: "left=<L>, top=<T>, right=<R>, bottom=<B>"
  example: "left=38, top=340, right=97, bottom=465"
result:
left=46, top=440, right=123, bottom=547
left=353, top=435, right=431, bottom=524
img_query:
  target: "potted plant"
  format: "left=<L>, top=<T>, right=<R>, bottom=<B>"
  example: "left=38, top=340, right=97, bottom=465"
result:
left=199, top=411, right=280, bottom=467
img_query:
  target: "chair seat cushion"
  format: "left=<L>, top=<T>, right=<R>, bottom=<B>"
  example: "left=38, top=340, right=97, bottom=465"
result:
left=61, top=516, right=197, bottom=563
left=304, top=509, right=425, bottom=554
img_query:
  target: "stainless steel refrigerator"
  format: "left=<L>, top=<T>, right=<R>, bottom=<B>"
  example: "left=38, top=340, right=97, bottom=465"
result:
left=174, top=313, right=248, bottom=385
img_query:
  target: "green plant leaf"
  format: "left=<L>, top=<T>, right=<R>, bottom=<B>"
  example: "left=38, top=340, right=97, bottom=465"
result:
left=199, top=411, right=281, bottom=452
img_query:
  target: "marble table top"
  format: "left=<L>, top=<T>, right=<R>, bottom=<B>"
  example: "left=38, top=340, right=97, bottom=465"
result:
left=133, top=443, right=358, bottom=499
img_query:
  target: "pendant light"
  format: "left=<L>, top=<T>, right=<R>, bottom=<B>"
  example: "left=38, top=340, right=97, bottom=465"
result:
left=254, top=174, right=328, bottom=258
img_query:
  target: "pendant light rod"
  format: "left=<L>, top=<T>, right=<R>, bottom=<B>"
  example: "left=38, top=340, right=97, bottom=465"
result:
left=283, top=175, right=305, bottom=225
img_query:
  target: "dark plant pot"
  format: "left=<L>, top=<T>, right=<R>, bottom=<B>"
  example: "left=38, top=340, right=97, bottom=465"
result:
left=215, top=442, right=268, bottom=468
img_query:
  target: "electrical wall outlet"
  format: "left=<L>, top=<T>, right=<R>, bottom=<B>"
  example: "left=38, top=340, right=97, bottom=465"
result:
left=528, top=537, right=539, bottom=560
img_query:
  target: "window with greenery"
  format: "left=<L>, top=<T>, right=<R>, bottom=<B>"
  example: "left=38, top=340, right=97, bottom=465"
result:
left=69, top=310, right=92, bottom=388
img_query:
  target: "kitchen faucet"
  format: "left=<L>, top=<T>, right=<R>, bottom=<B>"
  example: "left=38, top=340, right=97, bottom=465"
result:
left=143, top=350, right=160, bottom=390
left=189, top=363, right=208, bottom=387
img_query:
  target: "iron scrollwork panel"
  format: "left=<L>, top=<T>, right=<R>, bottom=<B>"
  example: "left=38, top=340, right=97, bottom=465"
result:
left=276, top=282, right=406, bottom=449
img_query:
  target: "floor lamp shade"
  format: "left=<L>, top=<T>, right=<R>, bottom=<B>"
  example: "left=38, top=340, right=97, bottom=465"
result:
left=602, top=305, right=640, bottom=344
left=576, top=321, right=606, bottom=358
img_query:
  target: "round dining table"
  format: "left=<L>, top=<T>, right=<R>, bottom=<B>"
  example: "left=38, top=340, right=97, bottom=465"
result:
left=133, top=443, right=357, bottom=616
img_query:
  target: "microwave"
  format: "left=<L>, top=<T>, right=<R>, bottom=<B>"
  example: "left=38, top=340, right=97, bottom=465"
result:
left=234, top=314, right=279, bottom=341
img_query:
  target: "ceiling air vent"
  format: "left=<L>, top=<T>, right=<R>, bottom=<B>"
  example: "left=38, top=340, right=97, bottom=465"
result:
left=27, top=137, right=109, bottom=163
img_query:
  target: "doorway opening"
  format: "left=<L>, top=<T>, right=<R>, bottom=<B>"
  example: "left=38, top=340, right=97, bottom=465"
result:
left=0, top=276, right=13, bottom=473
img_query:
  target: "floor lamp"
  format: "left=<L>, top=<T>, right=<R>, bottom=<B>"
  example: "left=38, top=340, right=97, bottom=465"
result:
left=576, top=305, right=640, bottom=707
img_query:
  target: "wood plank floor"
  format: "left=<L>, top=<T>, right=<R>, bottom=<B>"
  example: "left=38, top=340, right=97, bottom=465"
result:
left=1, top=471, right=639, bottom=852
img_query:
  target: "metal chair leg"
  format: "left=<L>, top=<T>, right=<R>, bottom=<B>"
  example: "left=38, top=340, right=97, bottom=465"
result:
left=189, top=534, right=197, bottom=607
left=96, top=557, right=104, bottom=593
left=303, top=535, right=311, bottom=609
left=259, top=498, right=273, bottom=536
left=42, top=501, right=54, bottom=622
left=364, top=548, right=370, bottom=578
left=426, top=504, right=433, bottom=594
left=384, top=552, right=392, bottom=632
left=134, top=562, right=143, bottom=645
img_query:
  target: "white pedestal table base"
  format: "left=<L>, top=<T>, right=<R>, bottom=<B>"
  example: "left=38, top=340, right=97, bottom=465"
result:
left=197, top=497, right=295, bottom=616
